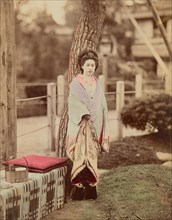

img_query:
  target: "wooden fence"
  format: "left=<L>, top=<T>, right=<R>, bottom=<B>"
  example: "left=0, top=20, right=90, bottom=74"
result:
left=16, top=74, right=166, bottom=155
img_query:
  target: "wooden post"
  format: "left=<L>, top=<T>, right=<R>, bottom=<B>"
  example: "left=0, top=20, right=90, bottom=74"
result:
left=116, top=81, right=124, bottom=139
left=57, top=75, right=65, bottom=116
left=0, top=0, right=17, bottom=161
left=147, top=0, right=172, bottom=59
left=167, top=19, right=172, bottom=40
left=47, top=83, right=56, bottom=151
left=165, top=62, right=172, bottom=95
left=135, top=74, right=143, bottom=98
left=99, top=75, right=105, bottom=92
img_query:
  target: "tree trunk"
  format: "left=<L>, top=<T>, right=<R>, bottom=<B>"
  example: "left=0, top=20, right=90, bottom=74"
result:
left=56, top=0, right=107, bottom=156
left=0, top=0, right=17, bottom=162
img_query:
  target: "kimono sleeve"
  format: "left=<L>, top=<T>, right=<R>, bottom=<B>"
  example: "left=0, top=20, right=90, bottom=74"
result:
left=100, top=84, right=109, bottom=140
left=68, top=91, right=90, bottom=125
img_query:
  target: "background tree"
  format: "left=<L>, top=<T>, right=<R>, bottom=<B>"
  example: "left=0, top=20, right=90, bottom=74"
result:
left=15, top=4, right=72, bottom=82
left=64, top=0, right=81, bottom=29
left=57, top=0, right=108, bottom=156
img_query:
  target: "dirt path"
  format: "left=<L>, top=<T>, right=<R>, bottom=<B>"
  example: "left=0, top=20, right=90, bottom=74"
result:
left=43, top=200, right=103, bottom=220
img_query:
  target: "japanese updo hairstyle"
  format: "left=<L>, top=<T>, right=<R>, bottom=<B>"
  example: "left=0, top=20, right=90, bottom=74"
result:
left=78, top=49, right=99, bottom=72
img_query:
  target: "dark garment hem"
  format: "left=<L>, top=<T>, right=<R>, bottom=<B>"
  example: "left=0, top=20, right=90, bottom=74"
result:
left=71, top=167, right=96, bottom=185
left=71, top=184, right=97, bottom=200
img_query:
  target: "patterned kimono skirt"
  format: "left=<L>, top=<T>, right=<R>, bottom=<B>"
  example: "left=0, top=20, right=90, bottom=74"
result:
left=67, top=119, right=101, bottom=200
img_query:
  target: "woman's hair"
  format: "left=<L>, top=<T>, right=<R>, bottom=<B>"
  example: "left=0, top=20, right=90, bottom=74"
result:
left=78, top=49, right=99, bottom=71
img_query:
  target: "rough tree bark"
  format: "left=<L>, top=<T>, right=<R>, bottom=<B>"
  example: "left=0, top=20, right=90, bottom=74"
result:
left=56, top=0, right=107, bottom=156
left=0, top=0, right=17, bottom=161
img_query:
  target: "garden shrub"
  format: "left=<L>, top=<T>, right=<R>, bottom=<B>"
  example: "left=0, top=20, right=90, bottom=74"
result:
left=25, top=85, right=47, bottom=102
left=17, top=85, right=47, bottom=117
left=121, top=93, right=172, bottom=135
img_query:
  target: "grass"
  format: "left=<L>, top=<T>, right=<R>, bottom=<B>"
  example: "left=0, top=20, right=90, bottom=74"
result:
left=95, top=132, right=172, bottom=220
left=96, top=164, right=172, bottom=220
left=43, top=132, right=171, bottom=220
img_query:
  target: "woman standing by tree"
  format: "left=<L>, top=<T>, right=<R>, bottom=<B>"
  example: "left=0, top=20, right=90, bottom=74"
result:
left=66, top=49, right=110, bottom=200
left=56, top=0, right=107, bottom=157
left=56, top=0, right=108, bottom=201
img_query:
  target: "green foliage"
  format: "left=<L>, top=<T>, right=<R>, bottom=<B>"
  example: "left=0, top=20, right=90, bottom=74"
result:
left=121, top=93, right=172, bottom=134
left=25, top=85, right=47, bottom=101
left=15, top=7, right=71, bottom=82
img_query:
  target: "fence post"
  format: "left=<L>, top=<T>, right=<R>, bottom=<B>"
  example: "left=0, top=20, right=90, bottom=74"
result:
left=165, top=62, right=172, bottom=95
left=99, top=75, right=105, bottom=92
left=57, top=75, right=65, bottom=116
left=135, top=74, right=143, bottom=98
left=116, top=81, right=125, bottom=139
left=47, top=83, right=56, bottom=151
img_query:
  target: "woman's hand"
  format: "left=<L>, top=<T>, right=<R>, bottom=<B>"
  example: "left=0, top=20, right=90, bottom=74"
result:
left=101, top=142, right=109, bottom=154
left=82, top=114, right=90, bottom=121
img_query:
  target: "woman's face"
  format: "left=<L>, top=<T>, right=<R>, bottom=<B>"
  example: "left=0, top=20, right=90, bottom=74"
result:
left=81, top=59, right=96, bottom=77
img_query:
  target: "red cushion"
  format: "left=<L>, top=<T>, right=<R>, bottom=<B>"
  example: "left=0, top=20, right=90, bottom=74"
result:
left=2, top=155, right=68, bottom=173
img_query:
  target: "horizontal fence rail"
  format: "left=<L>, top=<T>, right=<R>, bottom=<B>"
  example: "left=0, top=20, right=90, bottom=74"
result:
left=17, top=83, right=48, bottom=86
left=17, top=95, right=48, bottom=102
left=17, top=83, right=57, bottom=151
left=17, top=125, right=49, bottom=138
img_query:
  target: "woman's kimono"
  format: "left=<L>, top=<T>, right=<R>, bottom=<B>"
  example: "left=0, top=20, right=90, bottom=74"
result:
left=66, top=75, right=109, bottom=187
